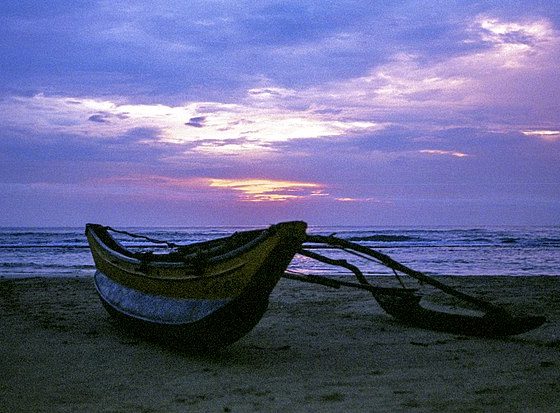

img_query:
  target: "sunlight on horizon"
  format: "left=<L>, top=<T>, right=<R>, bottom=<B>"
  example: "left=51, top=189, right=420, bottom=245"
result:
left=208, top=178, right=325, bottom=202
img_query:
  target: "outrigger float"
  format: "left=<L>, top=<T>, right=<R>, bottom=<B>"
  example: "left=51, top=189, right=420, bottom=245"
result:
left=86, top=222, right=546, bottom=351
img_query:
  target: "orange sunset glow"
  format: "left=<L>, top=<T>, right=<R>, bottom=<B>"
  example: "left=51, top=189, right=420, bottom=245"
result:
left=208, top=179, right=325, bottom=202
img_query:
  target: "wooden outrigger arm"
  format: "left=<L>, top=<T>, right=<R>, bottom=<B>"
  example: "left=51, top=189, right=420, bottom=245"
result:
left=286, top=234, right=546, bottom=337
left=305, top=234, right=502, bottom=313
left=283, top=271, right=417, bottom=297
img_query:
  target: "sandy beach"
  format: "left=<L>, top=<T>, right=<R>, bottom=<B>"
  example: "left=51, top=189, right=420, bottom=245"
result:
left=1, top=275, right=559, bottom=412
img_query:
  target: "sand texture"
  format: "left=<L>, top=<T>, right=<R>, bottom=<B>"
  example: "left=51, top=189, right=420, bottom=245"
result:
left=1, top=276, right=559, bottom=412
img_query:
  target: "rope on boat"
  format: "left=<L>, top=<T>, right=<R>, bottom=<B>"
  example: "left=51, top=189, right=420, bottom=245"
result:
left=104, top=226, right=180, bottom=249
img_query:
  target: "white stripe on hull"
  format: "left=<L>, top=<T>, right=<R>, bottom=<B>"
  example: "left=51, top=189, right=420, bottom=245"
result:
left=94, top=271, right=230, bottom=325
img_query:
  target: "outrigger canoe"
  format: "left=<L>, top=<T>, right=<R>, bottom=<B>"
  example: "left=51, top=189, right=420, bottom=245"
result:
left=86, top=221, right=545, bottom=350
left=85, top=221, right=307, bottom=351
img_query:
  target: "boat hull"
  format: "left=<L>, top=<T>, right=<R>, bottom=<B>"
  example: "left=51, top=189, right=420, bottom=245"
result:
left=87, top=221, right=307, bottom=350
left=95, top=271, right=271, bottom=351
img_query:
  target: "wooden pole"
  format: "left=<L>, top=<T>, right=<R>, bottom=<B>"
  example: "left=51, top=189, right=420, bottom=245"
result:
left=305, top=234, right=503, bottom=313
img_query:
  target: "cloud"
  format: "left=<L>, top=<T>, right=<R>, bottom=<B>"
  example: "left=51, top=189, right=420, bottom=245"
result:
left=335, top=197, right=379, bottom=203
left=390, top=18, right=552, bottom=108
left=88, top=113, right=111, bottom=123
left=0, top=1, right=394, bottom=99
left=185, top=116, right=206, bottom=128
left=522, top=129, right=560, bottom=141
left=1, top=14, right=557, bottom=168
left=1, top=4, right=559, bottom=225
left=90, top=173, right=382, bottom=205
left=209, top=178, right=325, bottom=202
left=419, top=149, right=469, bottom=158
left=86, top=174, right=331, bottom=204
left=0, top=93, right=382, bottom=156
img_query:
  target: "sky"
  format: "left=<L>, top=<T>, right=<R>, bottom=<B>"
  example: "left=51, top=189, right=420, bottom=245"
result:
left=1, top=0, right=559, bottom=227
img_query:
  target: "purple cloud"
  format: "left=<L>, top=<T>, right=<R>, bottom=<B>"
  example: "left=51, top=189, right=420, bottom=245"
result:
left=185, top=116, right=206, bottom=128
left=0, top=1, right=559, bottom=226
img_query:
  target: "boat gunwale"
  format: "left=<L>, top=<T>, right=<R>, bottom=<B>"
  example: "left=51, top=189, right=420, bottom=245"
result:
left=86, top=224, right=278, bottom=269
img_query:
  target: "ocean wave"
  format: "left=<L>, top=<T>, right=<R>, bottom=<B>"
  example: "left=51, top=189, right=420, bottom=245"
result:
left=1, top=226, right=559, bottom=277
left=533, top=237, right=560, bottom=247
left=465, top=237, right=494, bottom=243
left=0, top=245, right=89, bottom=249
left=500, top=237, right=519, bottom=244
left=0, top=262, right=94, bottom=270
left=346, top=235, right=421, bottom=242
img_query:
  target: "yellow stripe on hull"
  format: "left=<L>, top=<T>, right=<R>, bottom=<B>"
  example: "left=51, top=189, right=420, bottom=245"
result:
left=86, top=222, right=306, bottom=300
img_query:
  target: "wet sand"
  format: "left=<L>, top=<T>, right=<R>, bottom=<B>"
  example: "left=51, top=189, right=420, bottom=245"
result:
left=1, top=276, right=559, bottom=412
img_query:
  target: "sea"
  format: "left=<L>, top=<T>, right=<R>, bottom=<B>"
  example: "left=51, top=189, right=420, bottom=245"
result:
left=1, top=226, right=559, bottom=279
